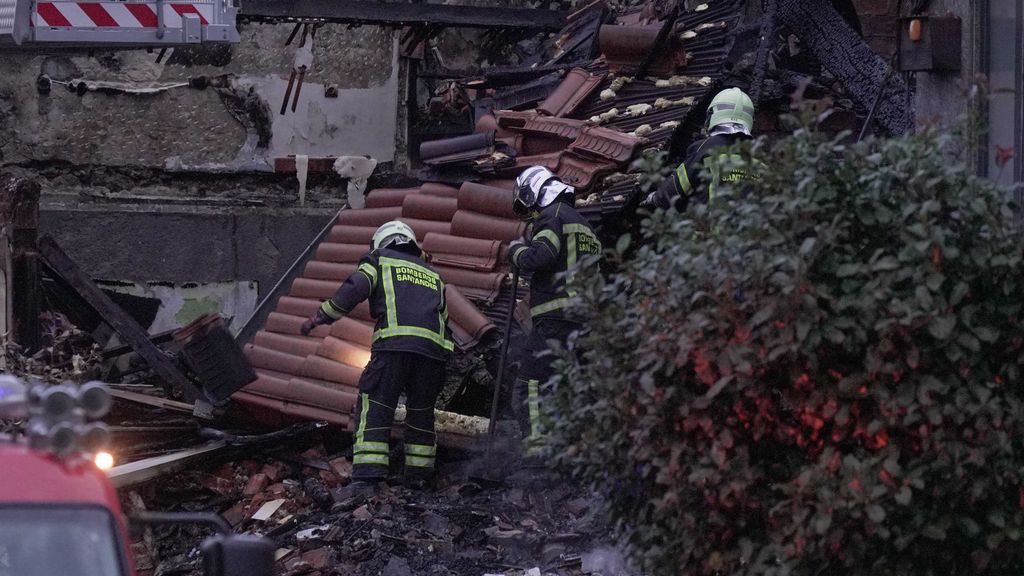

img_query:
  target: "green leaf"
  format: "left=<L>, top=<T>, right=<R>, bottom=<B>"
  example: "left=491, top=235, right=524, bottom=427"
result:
left=867, top=504, right=886, bottom=523
left=922, top=524, right=948, bottom=541
left=616, top=233, right=632, bottom=254
left=894, top=486, right=912, bottom=506
left=836, top=264, right=861, bottom=278
left=813, top=512, right=832, bottom=535
left=973, top=326, right=999, bottom=343
left=928, top=315, right=956, bottom=340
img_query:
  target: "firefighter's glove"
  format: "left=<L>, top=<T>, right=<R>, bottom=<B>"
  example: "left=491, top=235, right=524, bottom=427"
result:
left=508, top=239, right=527, bottom=270
left=301, top=307, right=333, bottom=336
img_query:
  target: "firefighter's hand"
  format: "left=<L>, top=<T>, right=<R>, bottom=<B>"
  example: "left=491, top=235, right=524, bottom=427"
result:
left=300, top=317, right=318, bottom=336
left=507, top=240, right=526, bottom=268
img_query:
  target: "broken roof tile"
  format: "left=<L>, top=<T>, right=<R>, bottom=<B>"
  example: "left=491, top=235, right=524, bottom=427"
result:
left=451, top=211, right=526, bottom=242
left=557, top=153, right=617, bottom=191
left=511, top=152, right=563, bottom=173
left=457, top=182, right=517, bottom=219
left=538, top=68, right=608, bottom=117
left=365, top=188, right=419, bottom=208
left=494, top=110, right=538, bottom=129
left=420, top=132, right=495, bottom=166
left=569, top=125, right=641, bottom=163
left=402, top=194, right=459, bottom=221
left=598, top=24, right=687, bottom=77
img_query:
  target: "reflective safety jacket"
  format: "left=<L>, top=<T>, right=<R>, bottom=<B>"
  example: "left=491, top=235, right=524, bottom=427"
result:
left=510, top=200, right=601, bottom=320
left=651, top=132, right=756, bottom=211
left=320, top=246, right=454, bottom=361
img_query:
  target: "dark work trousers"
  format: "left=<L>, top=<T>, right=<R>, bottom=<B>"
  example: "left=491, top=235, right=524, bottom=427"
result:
left=512, top=317, right=580, bottom=456
left=352, top=350, right=446, bottom=481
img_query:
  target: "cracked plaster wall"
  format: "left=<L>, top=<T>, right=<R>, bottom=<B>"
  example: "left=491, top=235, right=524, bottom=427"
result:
left=0, top=23, right=400, bottom=169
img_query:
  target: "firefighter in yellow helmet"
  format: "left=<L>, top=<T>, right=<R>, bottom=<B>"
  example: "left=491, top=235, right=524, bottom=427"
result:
left=301, top=220, right=453, bottom=492
left=645, top=87, right=759, bottom=210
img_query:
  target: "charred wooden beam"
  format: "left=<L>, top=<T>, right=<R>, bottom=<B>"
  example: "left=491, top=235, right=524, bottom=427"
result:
left=777, top=0, right=911, bottom=135
left=239, top=1, right=566, bottom=30
left=37, top=235, right=202, bottom=402
left=0, top=175, right=42, bottom=352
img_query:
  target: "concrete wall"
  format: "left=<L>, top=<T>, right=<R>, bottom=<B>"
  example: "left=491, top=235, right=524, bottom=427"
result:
left=39, top=201, right=338, bottom=326
left=0, top=23, right=400, bottom=169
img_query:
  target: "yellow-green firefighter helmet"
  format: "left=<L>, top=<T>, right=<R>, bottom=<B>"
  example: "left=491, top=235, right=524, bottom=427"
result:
left=707, top=87, right=755, bottom=133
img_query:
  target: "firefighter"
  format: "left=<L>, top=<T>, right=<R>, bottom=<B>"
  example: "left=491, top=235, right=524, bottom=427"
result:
left=645, top=87, right=758, bottom=211
left=300, top=220, right=453, bottom=491
left=508, top=166, right=602, bottom=458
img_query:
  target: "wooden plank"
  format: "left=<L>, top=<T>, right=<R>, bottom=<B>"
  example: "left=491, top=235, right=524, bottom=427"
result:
left=107, top=441, right=228, bottom=488
left=37, top=235, right=199, bottom=398
left=110, top=388, right=195, bottom=414
left=239, top=0, right=566, bottom=30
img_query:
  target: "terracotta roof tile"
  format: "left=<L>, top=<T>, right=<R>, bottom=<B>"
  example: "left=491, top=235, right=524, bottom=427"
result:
left=246, top=370, right=358, bottom=409
left=337, top=206, right=403, bottom=227
left=318, top=336, right=372, bottom=370
left=423, top=233, right=501, bottom=269
left=569, top=125, right=642, bottom=163
left=451, top=210, right=526, bottom=242
left=314, top=243, right=366, bottom=263
left=598, top=24, right=686, bottom=77
left=328, top=225, right=376, bottom=245
left=245, top=344, right=306, bottom=375
left=420, top=183, right=461, bottom=197
left=401, top=194, right=459, bottom=221
left=254, top=331, right=320, bottom=357
left=420, top=132, right=495, bottom=166
left=537, top=68, right=608, bottom=117
left=365, top=187, right=419, bottom=208
left=275, top=296, right=321, bottom=317
left=396, top=217, right=453, bottom=240
left=303, top=261, right=358, bottom=282
left=457, top=182, right=517, bottom=219
left=557, top=153, right=617, bottom=191
left=518, top=116, right=586, bottom=141
left=233, top=391, right=350, bottom=427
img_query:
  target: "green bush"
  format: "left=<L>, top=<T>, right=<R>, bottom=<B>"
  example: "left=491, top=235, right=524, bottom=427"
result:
left=547, top=125, right=1024, bottom=575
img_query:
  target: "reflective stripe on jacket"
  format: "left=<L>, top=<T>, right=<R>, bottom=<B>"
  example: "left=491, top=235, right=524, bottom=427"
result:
left=510, top=201, right=601, bottom=319
left=321, top=246, right=453, bottom=360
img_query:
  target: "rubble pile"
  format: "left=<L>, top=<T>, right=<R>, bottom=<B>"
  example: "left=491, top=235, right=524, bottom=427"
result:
left=4, top=312, right=104, bottom=383
left=126, top=441, right=610, bottom=576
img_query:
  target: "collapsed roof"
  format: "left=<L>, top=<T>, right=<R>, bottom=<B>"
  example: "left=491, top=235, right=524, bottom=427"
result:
left=233, top=0, right=749, bottom=443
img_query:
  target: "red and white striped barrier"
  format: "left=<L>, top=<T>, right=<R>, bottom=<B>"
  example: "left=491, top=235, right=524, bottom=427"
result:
left=33, top=1, right=214, bottom=29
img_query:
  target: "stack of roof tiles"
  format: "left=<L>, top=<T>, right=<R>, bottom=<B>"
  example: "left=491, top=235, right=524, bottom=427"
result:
left=235, top=182, right=524, bottom=427
left=421, top=0, right=747, bottom=222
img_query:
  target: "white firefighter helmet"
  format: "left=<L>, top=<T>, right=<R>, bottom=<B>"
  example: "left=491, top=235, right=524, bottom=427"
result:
left=513, top=166, right=574, bottom=217
left=371, top=220, right=418, bottom=250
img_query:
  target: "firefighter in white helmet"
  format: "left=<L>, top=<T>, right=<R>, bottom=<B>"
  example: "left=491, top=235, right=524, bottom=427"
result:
left=301, top=220, right=453, bottom=492
left=645, top=87, right=759, bottom=210
left=508, top=166, right=601, bottom=458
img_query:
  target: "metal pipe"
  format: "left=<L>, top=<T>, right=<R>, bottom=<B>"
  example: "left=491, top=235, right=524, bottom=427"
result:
left=858, top=53, right=899, bottom=142
left=280, top=68, right=297, bottom=115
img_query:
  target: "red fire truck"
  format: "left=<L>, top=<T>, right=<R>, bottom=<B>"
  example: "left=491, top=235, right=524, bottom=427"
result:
left=0, top=376, right=272, bottom=576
